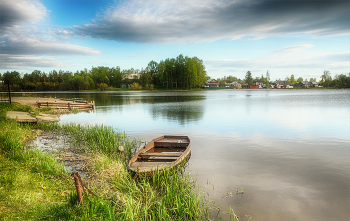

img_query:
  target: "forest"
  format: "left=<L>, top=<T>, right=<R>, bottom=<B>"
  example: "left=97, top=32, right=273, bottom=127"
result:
left=0, top=55, right=207, bottom=91
left=1, top=54, right=349, bottom=91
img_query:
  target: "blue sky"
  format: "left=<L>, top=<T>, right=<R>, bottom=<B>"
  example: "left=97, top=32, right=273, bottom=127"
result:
left=0, top=0, right=349, bottom=81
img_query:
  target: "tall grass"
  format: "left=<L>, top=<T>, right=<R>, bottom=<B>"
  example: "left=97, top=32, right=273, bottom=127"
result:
left=0, top=103, right=71, bottom=220
left=1, top=102, right=210, bottom=220
left=34, top=123, right=209, bottom=220
left=34, top=123, right=140, bottom=165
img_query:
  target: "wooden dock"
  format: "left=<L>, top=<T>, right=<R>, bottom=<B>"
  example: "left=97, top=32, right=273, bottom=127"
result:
left=36, top=99, right=94, bottom=110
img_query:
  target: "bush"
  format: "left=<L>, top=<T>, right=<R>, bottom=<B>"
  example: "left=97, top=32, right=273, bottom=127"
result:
left=146, top=84, right=154, bottom=91
left=128, top=82, right=142, bottom=90
left=97, top=83, right=109, bottom=91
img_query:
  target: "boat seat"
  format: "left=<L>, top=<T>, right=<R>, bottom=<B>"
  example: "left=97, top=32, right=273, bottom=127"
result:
left=129, top=162, right=173, bottom=172
left=139, top=152, right=183, bottom=157
left=154, top=141, right=189, bottom=148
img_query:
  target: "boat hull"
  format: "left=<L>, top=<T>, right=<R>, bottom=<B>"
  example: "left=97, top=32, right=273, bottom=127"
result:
left=128, top=136, right=191, bottom=174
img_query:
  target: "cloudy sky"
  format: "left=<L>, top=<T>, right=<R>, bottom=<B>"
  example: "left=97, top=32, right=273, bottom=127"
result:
left=0, top=0, right=348, bottom=80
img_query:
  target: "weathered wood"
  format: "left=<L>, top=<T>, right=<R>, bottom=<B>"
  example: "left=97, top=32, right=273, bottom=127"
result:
left=60, top=98, right=87, bottom=103
left=129, top=162, right=173, bottom=172
left=36, top=101, right=94, bottom=109
left=128, top=135, right=191, bottom=174
left=139, top=152, right=183, bottom=157
left=71, top=172, right=83, bottom=204
left=154, top=142, right=189, bottom=148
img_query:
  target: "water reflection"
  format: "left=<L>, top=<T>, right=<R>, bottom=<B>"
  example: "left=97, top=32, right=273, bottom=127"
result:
left=147, top=95, right=205, bottom=124
left=20, top=90, right=350, bottom=221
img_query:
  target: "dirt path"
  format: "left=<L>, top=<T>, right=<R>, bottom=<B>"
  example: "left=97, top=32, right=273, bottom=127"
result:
left=11, top=97, right=63, bottom=108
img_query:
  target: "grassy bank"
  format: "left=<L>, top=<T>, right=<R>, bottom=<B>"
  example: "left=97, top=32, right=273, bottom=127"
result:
left=0, top=102, right=210, bottom=220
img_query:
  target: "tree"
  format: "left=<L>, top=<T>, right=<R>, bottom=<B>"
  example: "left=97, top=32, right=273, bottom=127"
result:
left=297, top=77, right=303, bottom=82
left=320, top=70, right=332, bottom=87
left=109, top=67, right=122, bottom=88
left=266, top=71, right=270, bottom=88
left=226, top=75, right=238, bottom=82
left=290, top=74, right=296, bottom=83
left=2, top=71, right=21, bottom=85
left=72, top=75, right=84, bottom=90
left=309, top=78, right=316, bottom=82
left=245, top=71, right=253, bottom=85
left=333, top=74, right=349, bottom=88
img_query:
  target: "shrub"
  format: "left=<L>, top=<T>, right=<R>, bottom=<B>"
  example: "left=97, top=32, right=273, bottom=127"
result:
left=97, top=83, right=109, bottom=91
left=128, top=82, right=142, bottom=90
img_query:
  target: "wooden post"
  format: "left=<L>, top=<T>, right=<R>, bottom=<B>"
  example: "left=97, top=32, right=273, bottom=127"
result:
left=7, top=80, right=11, bottom=104
left=72, top=172, right=83, bottom=203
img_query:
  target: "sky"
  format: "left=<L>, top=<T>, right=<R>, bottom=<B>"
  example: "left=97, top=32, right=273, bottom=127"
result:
left=0, top=0, right=349, bottom=81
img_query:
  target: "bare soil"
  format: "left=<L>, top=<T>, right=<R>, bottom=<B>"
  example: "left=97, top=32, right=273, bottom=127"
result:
left=12, top=97, right=69, bottom=108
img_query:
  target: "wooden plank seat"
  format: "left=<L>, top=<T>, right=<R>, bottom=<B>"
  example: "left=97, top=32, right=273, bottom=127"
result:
left=139, top=152, right=183, bottom=157
left=154, top=141, right=190, bottom=148
left=129, top=162, right=173, bottom=172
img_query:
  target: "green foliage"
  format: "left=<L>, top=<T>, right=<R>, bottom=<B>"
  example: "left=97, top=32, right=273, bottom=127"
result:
left=128, top=82, right=143, bottom=90
left=98, top=83, right=109, bottom=91
left=266, top=70, right=270, bottom=87
left=145, top=84, right=154, bottom=91
left=245, top=71, right=253, bottom=85
left=1, top=55, right=207, bottom=91
left=320, top=70, right=332, bottom=87
left=1, top=103, right=209, bottom=220
left=290, top=74, right=296, bottom=83
left=40, top=106, right=52, bottom=112
left=297, top=77, right=303, bottom=83
left=154, top=55, right=207, bottom=89
left=0, top=103, right=71, bottom=220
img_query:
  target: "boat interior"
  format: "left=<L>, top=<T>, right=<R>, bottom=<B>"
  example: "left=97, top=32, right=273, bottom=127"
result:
left=137, top=144, right=188, bottom=163
left=129, top=137, right=190, bottom=172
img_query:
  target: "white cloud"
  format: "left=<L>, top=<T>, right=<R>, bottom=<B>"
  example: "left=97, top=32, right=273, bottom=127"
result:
left=73, top=0, right=349, bottom=43
left=0, top=54, right=67, bottom=69
left=0, top=33, right=101, bottom=56
left=0, top=0, right=102, bottom=70
left=0, top=0, right=47, bottom=29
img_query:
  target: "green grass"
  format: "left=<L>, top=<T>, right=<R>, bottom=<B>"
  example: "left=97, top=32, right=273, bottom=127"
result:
left=0, top=103, right=71, bottom=220
left=0, top=102, right=211, bottom=220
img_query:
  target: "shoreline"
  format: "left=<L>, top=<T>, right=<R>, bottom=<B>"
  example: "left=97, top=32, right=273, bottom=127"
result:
left=0, top=102, right=209, bottom=220
left=8, top=87, right=350, bottom=95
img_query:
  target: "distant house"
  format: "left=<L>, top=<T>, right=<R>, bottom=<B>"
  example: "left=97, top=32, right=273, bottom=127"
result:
left=274, top=80, right=289, bottom=89
left=206, top=79, right=219, bottom=87
left=253, top=79, right=264, bottom=87
left=299, top=81, right=310, bottom=88
left=127, top=71, right=141, bottom=80
left=275, top=83, right=284, bottom=89
left=276, top=80, right=289, bottom=86
left=249, top=85, right=258, bottom=89
left=241, top=84, right=249, bottom=89
left=230, top=81, right=241, bottom=89
left=225, top=80, right=232, bottom=86
left=310, top=82, right=318, bottom=87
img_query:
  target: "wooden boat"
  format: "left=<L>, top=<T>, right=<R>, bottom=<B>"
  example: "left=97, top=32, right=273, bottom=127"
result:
left=128, top=136, right=191, bottom=174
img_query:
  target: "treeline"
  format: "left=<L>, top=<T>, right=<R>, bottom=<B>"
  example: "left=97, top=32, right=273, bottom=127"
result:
left=217, top=70, right=350, bottom=88
left=0, top=55, right=207, bottom=91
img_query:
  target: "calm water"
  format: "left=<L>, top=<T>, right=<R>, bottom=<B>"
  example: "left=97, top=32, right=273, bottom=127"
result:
left=27, top=90, right=350, bottom=221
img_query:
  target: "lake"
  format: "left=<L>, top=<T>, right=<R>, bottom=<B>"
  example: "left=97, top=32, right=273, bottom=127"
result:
left=25, top=90, right=350, bottom=221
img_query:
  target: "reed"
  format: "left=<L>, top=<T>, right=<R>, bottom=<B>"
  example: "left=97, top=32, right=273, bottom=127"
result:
left=1, top=102, right=210, bottom=220
left=0, top=103, right=72, bottom=220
